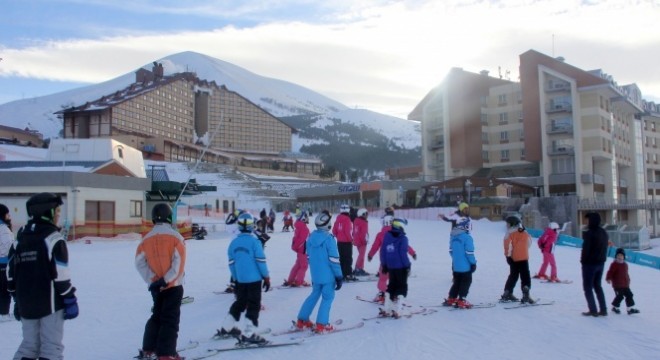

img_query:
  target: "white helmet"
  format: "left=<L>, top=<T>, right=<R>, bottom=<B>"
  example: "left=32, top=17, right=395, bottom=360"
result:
left=549, top=222, right=560, bottom=230
left=357, top=208, right=368, bottom=217
left=340, top=204, right=350, bottom=213
left=382, top=215, right=393, bottom=227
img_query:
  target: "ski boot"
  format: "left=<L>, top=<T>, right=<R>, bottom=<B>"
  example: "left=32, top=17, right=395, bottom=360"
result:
left=136, top=349, right=157, bottom=360
left=239, top=323, right=268, bottom=345
left=627, top=308, right=640, bottom=315
left=611, top=306, right=621, bottom=314
left=373, top=291, right=385, bottom=304
left=314, top=323, right=335, bottom=334
left=532, top=274, right=548, bottom=280
left=521, top=286, right=535, bottom=304
left=295, top=319, right=314, bottom=330
left=215, top=327, right=241, bottom=339
left=442, top=297, right=458, bottom=307
left=500, top=290, right=518, bottom=302
left=455, top=298, right=473, bottom=309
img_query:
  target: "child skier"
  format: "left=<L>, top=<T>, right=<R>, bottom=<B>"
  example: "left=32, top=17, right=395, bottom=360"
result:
left=295, top=210, right=344, bottom=333
left=218, top=213, right=271, bottom=344
left=380, top=218, right=412, bottom=318
left=284, top=211, right=310, bottom=287
left=439, top=202, right=472, bottom=235
left=534, top=222, right=561, bottom=281
left=282, top=210, right=294, bottom=232
left=368, top=215, right=417, bottom=304
left=352, top=208, right=370, bottom=276
left=443, top=217, right=477, bottom=308
left=500, top=215, right=535, bottom=304
left=606, top=248, right=640, bottom=315
left=135, top=203, right=186, bottom=360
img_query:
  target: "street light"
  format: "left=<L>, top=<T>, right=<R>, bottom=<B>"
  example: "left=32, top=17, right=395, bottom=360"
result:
left=465, top=179, right=472, bottom=203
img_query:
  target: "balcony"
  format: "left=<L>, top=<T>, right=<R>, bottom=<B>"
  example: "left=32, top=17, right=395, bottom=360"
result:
left=549, top=173, right=576, bottom=185
left=546, top=103, right=573, bottom=113
left=545, top=82, right=570, bottom=92
left=427, top=139, right=444, bottom=150
left=546, top=123, right=573, bottom=134
left=547, top=145, right=575, bottom=156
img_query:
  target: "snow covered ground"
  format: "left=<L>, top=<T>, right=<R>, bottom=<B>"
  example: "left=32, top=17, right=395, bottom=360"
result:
left=1, top=215, right=659, bottom=360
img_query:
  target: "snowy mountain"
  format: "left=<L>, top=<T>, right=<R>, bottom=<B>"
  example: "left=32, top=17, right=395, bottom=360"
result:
left=0, top=51, right=421, bottom=158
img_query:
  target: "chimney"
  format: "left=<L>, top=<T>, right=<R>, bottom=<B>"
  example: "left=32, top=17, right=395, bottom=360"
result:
left=153, top=62, right=164, bottom=79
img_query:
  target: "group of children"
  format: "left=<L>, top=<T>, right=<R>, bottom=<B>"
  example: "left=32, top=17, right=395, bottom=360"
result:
left=0, top=195, right=642, bottom=360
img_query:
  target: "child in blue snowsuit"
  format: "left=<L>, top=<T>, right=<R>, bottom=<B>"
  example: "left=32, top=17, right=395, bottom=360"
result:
left=380, top=218, right=412, bottom=318
left=296, top=211, right=343, bottom=333
left=443, top=217, right=477, bottom=309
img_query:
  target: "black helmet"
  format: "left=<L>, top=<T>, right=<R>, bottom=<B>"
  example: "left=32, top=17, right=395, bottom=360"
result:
left=384, top=207, right=394, bottom=216
left=505, top=215, right=521, bottom=228
left=152, top=203, right=173, bottom=224
left=27, top=192, right=63, bottom=222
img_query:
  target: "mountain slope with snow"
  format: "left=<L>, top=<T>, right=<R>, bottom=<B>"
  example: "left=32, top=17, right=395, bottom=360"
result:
left=0, top=51, right=419, bottom=152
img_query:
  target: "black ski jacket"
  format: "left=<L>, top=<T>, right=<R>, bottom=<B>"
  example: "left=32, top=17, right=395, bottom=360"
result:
left=7, top=220, right=76, bottom=319
left=581, top=213, right=609, bottom=265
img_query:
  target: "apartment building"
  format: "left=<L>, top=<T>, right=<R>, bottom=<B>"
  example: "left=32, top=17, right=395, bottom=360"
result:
left=409, top=68, right=512, bottom=181
left=57, top=64, right=321, bottom=176
left=413, top=49, right=658, bottom=230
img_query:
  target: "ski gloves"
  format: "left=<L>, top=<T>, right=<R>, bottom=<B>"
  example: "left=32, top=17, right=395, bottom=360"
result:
left=63, top=294, right=79, bottom=320
left=148, top=278, right=167, bottom=301
left=335, top=277, right=343, bottom=291
left=262, top=277, right=271, bottom=292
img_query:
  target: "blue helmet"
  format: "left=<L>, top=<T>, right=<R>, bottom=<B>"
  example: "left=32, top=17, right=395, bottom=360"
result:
left=297, top=210, right=309, bottom=223
left=237, top=212, right=255, bottom=232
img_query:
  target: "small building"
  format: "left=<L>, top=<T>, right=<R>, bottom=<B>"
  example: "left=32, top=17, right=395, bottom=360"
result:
left=0, top=139, right=150, bottom=239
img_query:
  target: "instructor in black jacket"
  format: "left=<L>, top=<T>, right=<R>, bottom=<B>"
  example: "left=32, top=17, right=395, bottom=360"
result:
left=8, top=193, right=79, bottom=360
left=581, top=212, right=608, bottom=317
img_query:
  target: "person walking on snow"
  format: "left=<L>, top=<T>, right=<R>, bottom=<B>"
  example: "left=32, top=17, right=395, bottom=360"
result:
left=352, top=208, right=370, bottom=276
left=380, top=218, right=412, bottom=318
left=581, top=212, right=609, bottom=317
left=368, top=214, right=417, bottom=304
left=332, top=204, right=355, bottom=281
left=218, top=213, right=271, bottom=344
left=534, top=222, right=561, bottom=281
left=606, top=248, right=640, bottom=315
left=500, top=215, right=535, bottom=304
left=9, top=193, right=79, bottom=360
left=295, top=210, right=344, bottom=333
left=135, top=203, right=186, bottom=360
left=284, top=211, right=311, bottom=287
left=0, top=203, right=15, bottom=322
left=442, top=217, right=477, bottom=308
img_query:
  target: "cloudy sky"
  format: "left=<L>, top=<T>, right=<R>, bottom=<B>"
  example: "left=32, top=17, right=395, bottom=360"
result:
left=1, top=0, right=659, bottom=119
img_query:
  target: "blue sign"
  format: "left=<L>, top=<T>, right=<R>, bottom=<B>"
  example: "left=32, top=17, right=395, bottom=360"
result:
left=338, top=184, right=359, bottom=193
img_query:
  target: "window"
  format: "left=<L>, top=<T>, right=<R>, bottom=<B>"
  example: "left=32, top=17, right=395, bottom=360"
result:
left=501, top=150, right=509, bottom=160
left=499, top=113, right=508, bottom=123
left=130, top=200, right=143, bottom=217
left=500, top=131, right=508, bottom=141
left=482, top=151, right=489, bottom=161
left=498, top=94, right=507, bottom=105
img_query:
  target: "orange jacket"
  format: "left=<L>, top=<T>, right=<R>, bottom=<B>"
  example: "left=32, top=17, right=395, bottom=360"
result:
left=135, top=223, right=186, bottom=289
left=503, top=228, right=531, bottom=261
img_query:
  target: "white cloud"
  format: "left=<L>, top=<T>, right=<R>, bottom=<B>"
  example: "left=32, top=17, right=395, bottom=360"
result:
left=1, top=0, right=660, bottom=118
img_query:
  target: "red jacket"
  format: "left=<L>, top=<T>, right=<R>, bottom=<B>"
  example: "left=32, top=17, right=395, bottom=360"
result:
left=537, top=228, right=558, bottom=254
left=606, top=261, right=630, bottom=288
left=291, top=219, right=309, bottom=254
left=352, top=217, right=369, bottom=247
left=332, top=213, right=353, bottom=243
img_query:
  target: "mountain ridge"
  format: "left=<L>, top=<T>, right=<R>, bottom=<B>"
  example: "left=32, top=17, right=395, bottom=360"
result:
left=0, top=51, right=421, bottom=173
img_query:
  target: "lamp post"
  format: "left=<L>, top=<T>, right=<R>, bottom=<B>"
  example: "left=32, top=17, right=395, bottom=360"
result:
left=465, top=179, right=472, bottom=203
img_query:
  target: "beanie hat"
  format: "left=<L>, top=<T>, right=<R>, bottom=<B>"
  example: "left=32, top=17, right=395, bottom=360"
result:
left=615, top=248, right=626, bottom=259
left=0, top=204, right=9, bottom=221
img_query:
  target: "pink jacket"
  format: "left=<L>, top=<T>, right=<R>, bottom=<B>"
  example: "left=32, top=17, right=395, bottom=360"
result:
left=537, top=227, right=558, bottom=254
left=332, top=213, right=353, bottom=243
left=291, top=219, right=310, bottom=254
left=352, top=217, right=369, bottom=247
left=368, top=226, right=416, bottom=259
